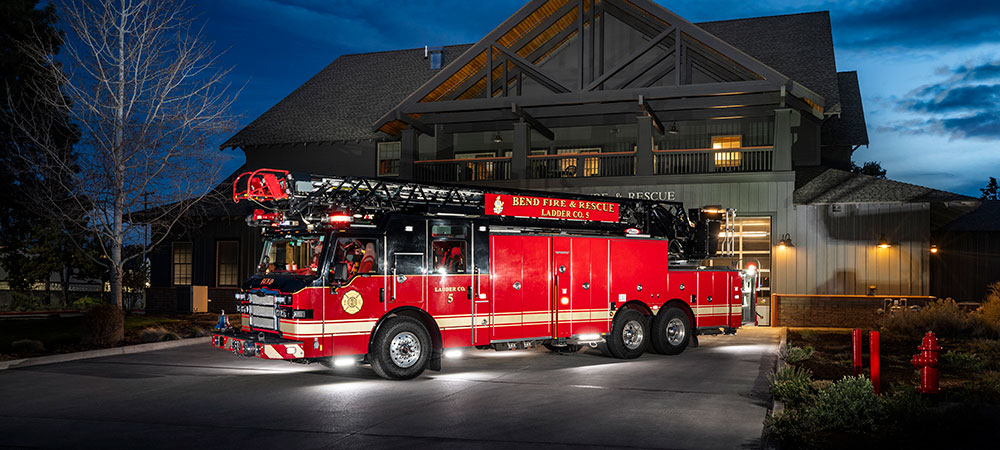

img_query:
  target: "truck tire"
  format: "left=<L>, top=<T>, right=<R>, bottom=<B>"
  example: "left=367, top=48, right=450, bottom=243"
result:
left=651, top=307, right=690, bottom=355
left=370, top=316, right=431, bottom=380
left=606, top=309, right=649, bottom=359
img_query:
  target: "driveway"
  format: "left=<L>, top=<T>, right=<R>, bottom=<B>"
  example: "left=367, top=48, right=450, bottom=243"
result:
left=0, top=326, right=780, bottom=449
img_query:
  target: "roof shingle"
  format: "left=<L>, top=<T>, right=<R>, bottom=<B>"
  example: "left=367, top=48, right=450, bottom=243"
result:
left=794, top=169, right=975, bottom=204
left=223, top=11, right=854, bottom=149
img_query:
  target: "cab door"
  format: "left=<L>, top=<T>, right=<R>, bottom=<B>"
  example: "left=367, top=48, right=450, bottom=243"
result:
left=386, top=218, right=426, bottom=308
left=426, top=220, right=474, bottom=348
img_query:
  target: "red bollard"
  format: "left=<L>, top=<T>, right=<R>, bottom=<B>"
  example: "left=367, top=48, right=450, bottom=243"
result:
left=870, top=331, right=880, bottom=395
left=911, top=331, right=942, bottom=394
left=852, top=328, right=863, bottom=376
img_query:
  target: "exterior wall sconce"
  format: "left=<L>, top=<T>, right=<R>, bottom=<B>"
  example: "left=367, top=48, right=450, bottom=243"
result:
left=877, top=234, right=892, bottom=249
left=777, top=233, right=794, bottom=249
left=492, top=132, right=503, bottom=144
left=667, top=122, right=679, bottom=135
left=930, top=244, right=939, bottom=254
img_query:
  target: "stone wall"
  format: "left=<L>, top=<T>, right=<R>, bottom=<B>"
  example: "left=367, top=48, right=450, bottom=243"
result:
left=775, top=296, right=934, bottom=328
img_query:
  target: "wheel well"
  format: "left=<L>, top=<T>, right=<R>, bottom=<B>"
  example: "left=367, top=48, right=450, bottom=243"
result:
left=662, top=299, right=696, bottom=328
left=369, top=306, right=443, bottom=370
left=621, top=300, right=653, bottom=317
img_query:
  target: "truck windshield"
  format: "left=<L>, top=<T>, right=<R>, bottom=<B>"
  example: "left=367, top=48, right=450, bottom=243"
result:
left=259, top=235, right=325, bottom=275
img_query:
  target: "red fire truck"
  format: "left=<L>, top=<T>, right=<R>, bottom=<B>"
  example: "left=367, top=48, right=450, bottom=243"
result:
left=212, top=168, right=745, bottom=379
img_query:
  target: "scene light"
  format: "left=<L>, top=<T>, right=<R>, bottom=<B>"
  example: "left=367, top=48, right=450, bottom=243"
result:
left=444, top=349, right=463, bottom=359
left=577, top=334, right=601, bottom=341
left=329, top=214, right=352, bottom=223
left=333, top=358, right=354, bottom=367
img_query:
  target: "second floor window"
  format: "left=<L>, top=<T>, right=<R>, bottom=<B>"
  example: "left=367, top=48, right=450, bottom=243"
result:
left=712, top=135, right=742, bottom=168
left=378, top=141, right=400, bottom=176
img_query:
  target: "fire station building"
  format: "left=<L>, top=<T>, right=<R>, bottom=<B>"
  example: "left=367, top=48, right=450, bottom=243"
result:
left=148, top=0, right=987, bottom=326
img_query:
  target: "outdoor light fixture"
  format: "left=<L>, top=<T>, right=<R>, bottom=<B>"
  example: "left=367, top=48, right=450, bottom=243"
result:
left=777, top=233, right=794, bottom=249
left=930, top=244, right=939, bottom=254
left=493, top=131, right=503, bottom=143
left=877, top=234, right=891, bottom=249
left=668, top=122, right=679, bottom=134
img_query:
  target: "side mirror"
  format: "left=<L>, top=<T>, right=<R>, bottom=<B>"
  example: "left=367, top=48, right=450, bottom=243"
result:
left=332, top=263, right=349, bottom=282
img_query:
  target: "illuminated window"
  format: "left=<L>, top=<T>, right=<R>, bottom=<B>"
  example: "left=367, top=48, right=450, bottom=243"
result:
left=712, top=136, right=742, bottom=168
left=216, top=241, right=239, bottom=287
left=457, top=152, right=496, bottom=180
left=557, top=147, right=601, bottom=177
left=172, top=242, right=192, bottom=286
left=377, top=142, right=400, bottom=176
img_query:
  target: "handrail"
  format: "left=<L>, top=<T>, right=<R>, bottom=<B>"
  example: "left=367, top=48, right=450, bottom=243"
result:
left=652, top=145, right=773, bottom=153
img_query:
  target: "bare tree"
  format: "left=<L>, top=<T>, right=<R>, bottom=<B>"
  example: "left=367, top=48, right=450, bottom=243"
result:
left=8, top=0, right=240, bottom=307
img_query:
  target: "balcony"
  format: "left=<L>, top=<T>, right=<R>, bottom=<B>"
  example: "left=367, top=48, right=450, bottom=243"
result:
left=412, top=147, right=773, bottom=182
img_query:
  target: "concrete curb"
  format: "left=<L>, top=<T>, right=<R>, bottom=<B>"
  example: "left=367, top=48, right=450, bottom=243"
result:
left=0, top=336, right=211, bottom=371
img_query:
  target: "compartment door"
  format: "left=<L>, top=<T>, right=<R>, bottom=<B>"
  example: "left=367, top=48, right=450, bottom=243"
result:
left=490, top=234, right=522, bottom=341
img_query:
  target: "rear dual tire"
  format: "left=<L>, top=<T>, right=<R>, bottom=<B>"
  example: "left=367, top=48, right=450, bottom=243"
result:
left=651, top=307, right=691, bottom=355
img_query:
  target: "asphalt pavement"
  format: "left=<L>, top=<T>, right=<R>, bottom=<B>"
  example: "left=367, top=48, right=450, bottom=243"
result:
left=0, top=326, right=780, bottom=450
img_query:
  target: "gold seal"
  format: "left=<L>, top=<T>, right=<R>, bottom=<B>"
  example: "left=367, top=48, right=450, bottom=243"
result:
left=341, top=290, right=363, bottom=314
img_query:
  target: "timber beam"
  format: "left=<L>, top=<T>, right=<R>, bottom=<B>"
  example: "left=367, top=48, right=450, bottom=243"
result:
left=638, top=95, right=664, bottom=135
left=511, top=103, right=555, bottom=140
left=395, top=111, right=435, bottom=137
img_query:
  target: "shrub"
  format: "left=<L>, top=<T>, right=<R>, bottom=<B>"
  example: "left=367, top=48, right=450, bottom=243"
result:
left=769, top=365, right=815, bottom=407
left=83, top=303, right=124, bottom=347
left=974, top=282, right=1000, bottom=336
left=940, top=350, right=987, bottom=373
left=810, top=376, right=880, bottom=433
left=8, top=292, right=42, bottom=312
left=765, top=409, right=816, bottom=449
left=881, top=298, right=971, bottom=339
left=161, top=331, right=180, bottom=341
left=138, top=327, right=168, bottom=343
left=781, top=344, right=815, bottom=363
left=11, top=339, right=45, bottom=354
left=70, top=296, right=105, bottom=311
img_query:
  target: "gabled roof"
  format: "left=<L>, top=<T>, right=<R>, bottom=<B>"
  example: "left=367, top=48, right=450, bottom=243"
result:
left=794, top=169, right=974, bottom=204
left=698, top=11, right=840, bottom=115
left=821, top=71, right=869, bottom=146
left=938, top=200, right=1000, bottom=232
left=223, top=11, right=853, bottom=149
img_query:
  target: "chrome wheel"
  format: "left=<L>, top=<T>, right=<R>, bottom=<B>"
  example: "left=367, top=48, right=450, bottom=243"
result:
left=389, top=331, right=421, bottom=368
left=666, top=317, right=686, bottom=346
left=622, top=319, right=645, bottom=350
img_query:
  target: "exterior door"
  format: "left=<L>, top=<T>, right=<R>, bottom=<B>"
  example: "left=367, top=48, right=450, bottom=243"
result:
left=489, top=234, right=552, bottom=341
left=519, top=235, right=551, bottom=339
left=490, top=234, right=523, bottom=341
left=426, top=220, right=474, bottom=348
left=386, top=218, right=426, bottom=308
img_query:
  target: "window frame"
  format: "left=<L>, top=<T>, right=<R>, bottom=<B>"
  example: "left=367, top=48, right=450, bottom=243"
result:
left=215, top=240, right=239, bottom=287
left=377, top=141, right=401, bottom=176
left=172, top=241, right=193, bottom=286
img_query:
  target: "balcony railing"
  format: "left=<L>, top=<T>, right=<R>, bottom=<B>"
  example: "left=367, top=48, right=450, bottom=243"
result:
left=415, top=157, right=512, bottom=182
left=653, top=146, right=773, bottom=175
left=527, top=152, right=635, bottom=179
left=411, top=147, right=774, bottom=182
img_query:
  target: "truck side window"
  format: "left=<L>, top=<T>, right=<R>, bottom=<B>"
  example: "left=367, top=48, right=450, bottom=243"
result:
left=431, top=224, right=468, bottom=274
left=331, top=238, right=379, bottom=280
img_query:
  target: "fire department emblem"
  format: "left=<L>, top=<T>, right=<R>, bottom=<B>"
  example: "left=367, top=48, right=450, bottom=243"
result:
left=493, top=196, right=504, bottom=215
left=341, top=290, right=363, bottom=314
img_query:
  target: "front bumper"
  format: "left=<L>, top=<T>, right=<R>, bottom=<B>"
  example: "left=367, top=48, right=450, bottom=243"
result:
left=212, top=329, right=305, bottom=360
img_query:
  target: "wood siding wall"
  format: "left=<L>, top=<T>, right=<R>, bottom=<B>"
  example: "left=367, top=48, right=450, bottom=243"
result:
left=774, top=203, right=931, bottom=296
left=931, top=230, right=1000, bottom=302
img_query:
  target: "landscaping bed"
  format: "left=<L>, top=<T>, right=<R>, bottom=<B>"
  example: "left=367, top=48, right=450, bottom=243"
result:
left=767, top=283, right=1000, bottom=449
left=0, top=312, right=241, bottom=361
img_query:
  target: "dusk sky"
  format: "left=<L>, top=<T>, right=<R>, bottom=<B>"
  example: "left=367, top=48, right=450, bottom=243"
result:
left=194, top=0, right=1000, bottom=197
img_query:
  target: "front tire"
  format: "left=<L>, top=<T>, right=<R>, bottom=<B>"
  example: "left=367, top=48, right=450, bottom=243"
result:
left=607, top=309, right=649, bottom=359
left=370, top=316, right=431, bottom=380
left=651, top=307, right=691, bottom=355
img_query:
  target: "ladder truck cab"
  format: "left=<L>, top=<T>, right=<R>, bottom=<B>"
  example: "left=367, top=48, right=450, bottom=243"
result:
left=213, top=168, right=745, bottom=380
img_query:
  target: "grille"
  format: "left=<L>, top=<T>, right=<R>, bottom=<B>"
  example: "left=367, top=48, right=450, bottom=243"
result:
left=249, top=294, right=277, bottom=330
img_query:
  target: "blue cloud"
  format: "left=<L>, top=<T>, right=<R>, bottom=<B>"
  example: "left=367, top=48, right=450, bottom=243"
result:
left=886, top=59, right=1000, bottom=139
